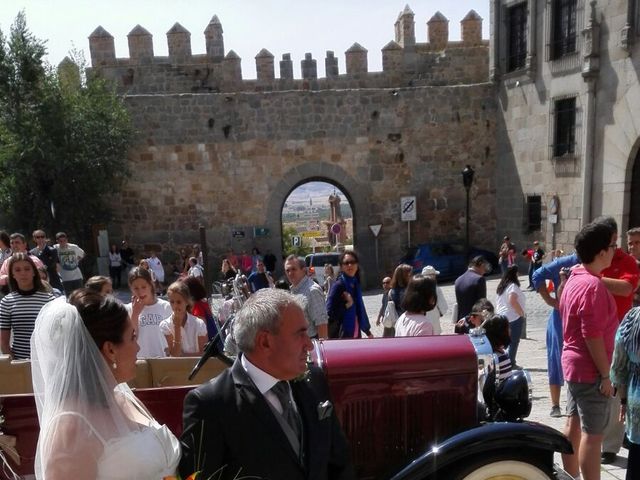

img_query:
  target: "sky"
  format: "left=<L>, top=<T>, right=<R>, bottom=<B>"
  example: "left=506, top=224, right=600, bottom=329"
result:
left=0, top=0, right=489, bottom=78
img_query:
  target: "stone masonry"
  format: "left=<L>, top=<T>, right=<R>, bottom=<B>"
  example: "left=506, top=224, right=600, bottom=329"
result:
left=88, top=7, right=496, bottom=284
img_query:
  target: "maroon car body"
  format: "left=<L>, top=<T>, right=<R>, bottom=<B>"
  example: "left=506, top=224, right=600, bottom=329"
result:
left=0, top=335, right=569, bottom=479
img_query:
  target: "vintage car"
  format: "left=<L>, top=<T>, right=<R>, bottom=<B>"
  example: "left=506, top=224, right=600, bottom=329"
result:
left=0, top=333, right=571, bottom=479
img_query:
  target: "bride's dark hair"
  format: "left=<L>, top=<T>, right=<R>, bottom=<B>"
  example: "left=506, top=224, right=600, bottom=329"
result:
left=68, top=289, right=129, bottom=349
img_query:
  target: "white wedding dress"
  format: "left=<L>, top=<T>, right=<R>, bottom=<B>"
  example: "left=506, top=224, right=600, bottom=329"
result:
left=96, top=419, right=180, bottom=479
left=46, top=392, right=180, bottom=480
left=30, top=297, right=181, bottom=480
left=96, top=388, right=180, bottom=479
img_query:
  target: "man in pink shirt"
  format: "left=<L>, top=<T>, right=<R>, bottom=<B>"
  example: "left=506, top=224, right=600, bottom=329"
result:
left=559, top=221, right=618, bottom=480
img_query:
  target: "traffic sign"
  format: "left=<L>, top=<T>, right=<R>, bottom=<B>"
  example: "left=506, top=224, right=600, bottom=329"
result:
left=292, top=235, right=302, bottom=247
left=400, top=196, right=417, bottom=222
left=232, top=230, right=245, bottom=238
left=369, top=224, right=382, bottom=237
left=302, top=230, right=323, bottom=238
left=253, top=227, right=270, bottom=237
left=331, top=223, right=342, bottom=234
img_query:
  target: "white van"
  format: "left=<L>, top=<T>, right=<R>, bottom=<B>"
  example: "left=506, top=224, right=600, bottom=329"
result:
left=304, top=253, right=341, bottom=286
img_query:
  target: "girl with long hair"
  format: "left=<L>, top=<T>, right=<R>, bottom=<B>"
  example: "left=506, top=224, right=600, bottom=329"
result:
left=160, top=281, right=207, bottom=357
left=0, top=253, right=54, bottom=359
left=385, top=263, right=412, bottom=337
left=495, top=264, right=526, bottom=368
left=126, top=267, right=172, bottom=358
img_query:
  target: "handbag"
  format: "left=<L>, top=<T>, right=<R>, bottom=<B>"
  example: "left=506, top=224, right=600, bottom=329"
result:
left=382, top=293, right=399, bottom=328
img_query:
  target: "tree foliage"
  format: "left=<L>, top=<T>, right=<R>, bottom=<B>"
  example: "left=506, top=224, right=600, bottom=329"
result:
left=282, top=225, right=312, bottom=257
left=0, top=12, right=133, bottom=236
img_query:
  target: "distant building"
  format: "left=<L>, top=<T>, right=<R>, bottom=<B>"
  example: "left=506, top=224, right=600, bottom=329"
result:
left=491, top=0, right=640, bottom=250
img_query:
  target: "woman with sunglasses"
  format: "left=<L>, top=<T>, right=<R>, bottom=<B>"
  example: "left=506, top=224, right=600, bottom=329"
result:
left=326, top=250, right=373, bottom=339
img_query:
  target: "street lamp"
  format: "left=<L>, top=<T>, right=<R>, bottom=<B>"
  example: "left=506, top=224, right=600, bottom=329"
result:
left=462, top=165, right=475, bottom=258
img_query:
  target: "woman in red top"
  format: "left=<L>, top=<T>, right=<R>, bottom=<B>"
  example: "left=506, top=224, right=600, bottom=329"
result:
left=183, top=276, right=222, bottom=349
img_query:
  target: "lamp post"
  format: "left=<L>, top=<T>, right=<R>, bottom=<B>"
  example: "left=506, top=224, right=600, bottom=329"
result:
left=462, top=165, right=475, bottom=259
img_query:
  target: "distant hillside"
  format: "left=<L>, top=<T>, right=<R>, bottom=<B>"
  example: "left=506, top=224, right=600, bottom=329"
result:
left=283, top=181, right=352, bottom=219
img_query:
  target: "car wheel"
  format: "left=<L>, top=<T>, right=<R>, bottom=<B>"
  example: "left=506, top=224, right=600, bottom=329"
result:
left=449, top=451, right=555, bottom=480
left=458, top=460, right=551, bottom=480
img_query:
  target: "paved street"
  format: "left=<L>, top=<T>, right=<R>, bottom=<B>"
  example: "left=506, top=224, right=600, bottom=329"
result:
left=362, top=274, right=628, bottom=479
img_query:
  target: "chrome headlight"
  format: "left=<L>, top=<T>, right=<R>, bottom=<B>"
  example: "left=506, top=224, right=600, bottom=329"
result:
left=467, top=331, right=494, bottom=408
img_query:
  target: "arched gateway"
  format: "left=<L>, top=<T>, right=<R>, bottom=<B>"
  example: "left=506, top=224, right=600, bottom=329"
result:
left=263, top=162, right=377, bottom=286
left=96, top=11, right=497, bottom=284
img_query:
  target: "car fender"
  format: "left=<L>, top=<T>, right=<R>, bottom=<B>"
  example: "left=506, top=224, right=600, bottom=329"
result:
left=389, top=421, right=572, bottom=480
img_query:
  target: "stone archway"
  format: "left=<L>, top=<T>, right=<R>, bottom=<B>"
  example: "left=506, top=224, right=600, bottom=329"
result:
left=261, top=162, right=377, bottom=286
left=281, top=180, right=354, bottom=252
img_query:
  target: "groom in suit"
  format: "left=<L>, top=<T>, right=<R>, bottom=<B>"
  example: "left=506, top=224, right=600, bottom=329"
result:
left=179, top=288, right=355, bottom=480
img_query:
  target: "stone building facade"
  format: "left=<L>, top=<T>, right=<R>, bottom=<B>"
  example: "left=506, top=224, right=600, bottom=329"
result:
left=88, top=8, right=497, bottom=284
left=491, top=0, right=640, bottom=253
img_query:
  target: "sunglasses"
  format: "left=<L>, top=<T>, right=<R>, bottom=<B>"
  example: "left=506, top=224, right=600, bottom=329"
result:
left=34, top=235, right=45, bottom=239
left=342, top=261, right=357, bottom=266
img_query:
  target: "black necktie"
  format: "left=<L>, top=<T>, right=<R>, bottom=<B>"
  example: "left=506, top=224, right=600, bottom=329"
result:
left=271, top=380, right=301, bottom=442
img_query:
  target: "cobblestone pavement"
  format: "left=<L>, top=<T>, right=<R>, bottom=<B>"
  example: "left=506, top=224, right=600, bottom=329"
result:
left=362, top=274, right=628, bottom=480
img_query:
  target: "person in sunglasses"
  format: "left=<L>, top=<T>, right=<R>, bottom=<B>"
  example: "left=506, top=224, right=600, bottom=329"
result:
left=454, top=298, right=495, bottom=334
left=326, top=250, right=373, bottom=339
left=30, top=229, right=64, bottom=293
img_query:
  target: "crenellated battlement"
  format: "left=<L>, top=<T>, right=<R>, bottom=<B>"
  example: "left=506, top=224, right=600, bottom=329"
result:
left=86, top=6, right=488, bottom=94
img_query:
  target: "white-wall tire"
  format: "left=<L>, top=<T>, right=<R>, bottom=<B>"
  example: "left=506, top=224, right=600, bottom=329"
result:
left=459, top=459, right=552, bottom=480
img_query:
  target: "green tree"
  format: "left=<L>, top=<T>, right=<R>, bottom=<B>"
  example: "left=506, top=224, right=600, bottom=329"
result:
left=0, top=12, right=133, bottom=236
left=281, top=225, right=311, bottom=257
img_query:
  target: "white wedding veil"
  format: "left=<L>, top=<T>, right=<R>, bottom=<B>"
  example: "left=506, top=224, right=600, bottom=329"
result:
left=31, top=297, right=136, bottom=479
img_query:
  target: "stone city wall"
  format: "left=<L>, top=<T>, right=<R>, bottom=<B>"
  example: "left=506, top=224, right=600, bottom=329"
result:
left=111, top=84, right=497, bottom=281
left=89, top=7, right=497, bottom=282
left=87, top=9, right=488, bottom=94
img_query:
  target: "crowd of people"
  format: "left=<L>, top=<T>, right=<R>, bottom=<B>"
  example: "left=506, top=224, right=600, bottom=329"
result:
left=0, top=230, right=214, bottom=361
left=4, top=220, right=640, bottom=480
left=28, top=263, right=354, bottom=478
left=526, top=219, right=639, bottom=480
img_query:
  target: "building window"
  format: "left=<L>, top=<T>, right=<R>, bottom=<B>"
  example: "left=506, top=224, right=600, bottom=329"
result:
left=507, top=3, right=528, bottom=72
left=554, top=97, right=576, bottom=157
left=526, top=195, right=542, bottom=232
left=552, top=0, right=577, bottom=59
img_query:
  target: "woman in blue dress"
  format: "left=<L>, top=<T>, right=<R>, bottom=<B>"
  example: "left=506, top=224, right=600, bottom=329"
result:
left=326, top=251, right=374, bottom=339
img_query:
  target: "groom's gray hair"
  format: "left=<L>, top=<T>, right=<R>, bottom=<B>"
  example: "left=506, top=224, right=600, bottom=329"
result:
left=233, top=288, right=302, bottom=353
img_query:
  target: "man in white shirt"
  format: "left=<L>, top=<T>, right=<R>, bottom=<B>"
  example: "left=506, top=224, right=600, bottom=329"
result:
left=284, top=255, right=328, bottom=339
left=187, top=256, right=204, bottom=283
left=146, top=251, right=165, bottom=289
left=54, top=232, right=85, bottom=295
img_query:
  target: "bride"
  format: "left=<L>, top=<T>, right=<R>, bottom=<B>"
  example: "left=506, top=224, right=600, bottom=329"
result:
left=31, top=289, right=180, bottom=479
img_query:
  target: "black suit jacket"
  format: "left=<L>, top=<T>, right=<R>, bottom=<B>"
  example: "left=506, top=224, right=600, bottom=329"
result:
left=179, top=357, right=355, bottom=480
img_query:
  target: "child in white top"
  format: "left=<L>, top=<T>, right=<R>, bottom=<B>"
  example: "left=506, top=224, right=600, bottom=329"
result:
left=126, top=267, right=171, bottom=358
left=160, top=281, right=207, bottom=357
